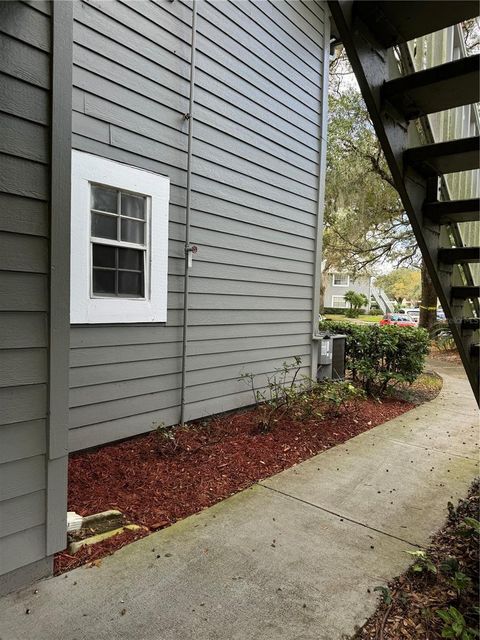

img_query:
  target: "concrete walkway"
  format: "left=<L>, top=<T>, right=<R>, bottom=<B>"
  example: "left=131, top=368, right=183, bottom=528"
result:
left=1, top=362, right=478, bottom=640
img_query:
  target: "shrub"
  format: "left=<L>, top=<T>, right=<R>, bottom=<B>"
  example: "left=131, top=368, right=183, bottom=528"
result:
left=315, top=379, right=365, bottom=415
left=318, top=321, right=429, bottom=395
left=238, top=358, right=363, bottom=431
left=344, top=290, right=368, bottom=318
left=323, top=307, right=366, bottom=316
left=239, top=356, right=311, bottom=432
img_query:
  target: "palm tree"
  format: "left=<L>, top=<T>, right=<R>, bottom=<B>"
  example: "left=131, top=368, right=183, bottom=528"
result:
left=344, top=290, right=368, bottom=317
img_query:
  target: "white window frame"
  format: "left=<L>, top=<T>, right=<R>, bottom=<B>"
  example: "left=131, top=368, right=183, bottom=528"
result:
left=331, top=295, right=348, bottom=309
left=332, top=273, right=350, bottom=287
left=71, top=151, right=170, bottom=324
left=90, top=185, right=150, bottom=300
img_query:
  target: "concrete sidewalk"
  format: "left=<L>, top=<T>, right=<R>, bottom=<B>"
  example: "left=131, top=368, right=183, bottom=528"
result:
left=1, top=362, right=478, bottom=640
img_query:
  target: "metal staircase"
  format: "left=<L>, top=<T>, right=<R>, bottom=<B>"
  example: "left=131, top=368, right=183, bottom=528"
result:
left=370, top=283, right=395, bottom=314
left=329, top=1, right=480, bottom=404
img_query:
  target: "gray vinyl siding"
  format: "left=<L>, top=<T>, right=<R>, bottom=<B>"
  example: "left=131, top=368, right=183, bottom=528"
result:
left=324, top=274, right=372, bottom=309
left=0, top=0, right=51, bottom=575
left=69, top=0, right=326, bottom=451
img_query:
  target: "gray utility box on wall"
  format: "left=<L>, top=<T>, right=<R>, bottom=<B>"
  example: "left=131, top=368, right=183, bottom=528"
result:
left=316, top=334, right=347, bottom=381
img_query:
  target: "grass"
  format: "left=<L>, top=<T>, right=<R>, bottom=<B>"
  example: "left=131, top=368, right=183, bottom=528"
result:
left=390, top=370, right=443, bottom=404
left=324, top=314, right=383, bottom=324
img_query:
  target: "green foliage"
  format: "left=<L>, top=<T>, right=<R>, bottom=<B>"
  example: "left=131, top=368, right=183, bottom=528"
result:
left=455, top=517, right=480, bottom=538
left=448, top=572, right=473, bottom=595
left=343, top=290, right=369, bottom=318
left=154, top=422, right=179, bottom=455
left=437, top=607, right=479, bottom=639
left=315, top=379, right=364, bottom=415
left=318, top=321, right=429, bottom=395
left=323, top=307, right=366, bottom=316
left=431, top=323, right=456, bottom=352
left=406, top=550, right=437, bottom=575
left=373, top=586, right=392, bottom=605
left=239, top=356, right=311, bottom=433
left=440, top=556, right=460, bottom=576
left=239, top=359, right=364, bottom=432
left=324, top=91, right=418, bottom=274
left=375, top=269, right=421, bottom=303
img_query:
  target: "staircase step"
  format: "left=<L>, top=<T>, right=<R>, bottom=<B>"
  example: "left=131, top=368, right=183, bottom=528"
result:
left=438, top=247, right=480, bottom=264
left=404, top=136, right=480, bottom=176
left=382, top=55, right=480, bottom=120
left=354, top=1, right=479, bottom=48
left=462, top=318, right=480, bottom=331
left=423, top=198, right=480, bottom=224
left=451, top=285, right=480, bottom=300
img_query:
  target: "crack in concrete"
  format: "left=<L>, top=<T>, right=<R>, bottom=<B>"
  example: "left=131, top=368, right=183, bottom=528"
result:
left=258, top=483, right=422, bottom=548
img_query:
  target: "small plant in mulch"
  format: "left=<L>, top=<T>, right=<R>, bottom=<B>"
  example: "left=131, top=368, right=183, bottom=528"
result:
left=314, top=379, right=365, bottom=417
left=239, top=356, right=364, bottom=432
left=154, top=421, right=180, bottom=456
left=239, top=356, right=313, bottom=433
left=355, top=479, right=480, bottom=640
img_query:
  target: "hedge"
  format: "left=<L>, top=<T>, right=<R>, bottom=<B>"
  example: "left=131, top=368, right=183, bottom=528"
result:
left=319, top=320, right=430, bottom=395
left=323, top=307, right=366, bottom=316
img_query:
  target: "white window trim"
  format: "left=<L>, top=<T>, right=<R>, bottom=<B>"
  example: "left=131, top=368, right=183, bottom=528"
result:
left=332, top=273, right=350, bottom=287
left=71, top=151, right=170, bottom=324
left=331, top=295, right=348, bottom=309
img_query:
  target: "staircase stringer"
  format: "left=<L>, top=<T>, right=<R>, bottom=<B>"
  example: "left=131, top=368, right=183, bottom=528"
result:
left=398, top=42, right=480, bottom=320
left=329, top=1, right=479, bottom=402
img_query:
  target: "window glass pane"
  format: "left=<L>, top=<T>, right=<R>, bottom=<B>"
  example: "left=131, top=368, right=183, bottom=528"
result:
left=92, top=212, right=117, bottom=240
left=121, top=193, right=145, bottom=219
left=93, top=244, right=116, bottom=268
left=121, top=218, right=144, bottom=244
left=93, top=269, right=115, bottom=294
left=333, top=274, right=349, bottom=285
left=118, top=271, right=143, bottom=296
left=92, top=186, right=117, bottom=213
left=118, top=247, right=143, bottom=270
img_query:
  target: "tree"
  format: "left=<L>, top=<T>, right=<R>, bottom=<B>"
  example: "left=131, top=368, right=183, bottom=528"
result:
left=419, top=265, right=438, bottom=331
left=325, top=52, right=439, bottom=328
left=324, top=91, right=419, bottom=272
left=375, top=269, right=421, bottom=304
left=344, top=290, right=368, bottom=318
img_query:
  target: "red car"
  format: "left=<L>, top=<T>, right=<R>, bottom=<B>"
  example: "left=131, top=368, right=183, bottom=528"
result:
left=379, top=313, right=417, bottom=327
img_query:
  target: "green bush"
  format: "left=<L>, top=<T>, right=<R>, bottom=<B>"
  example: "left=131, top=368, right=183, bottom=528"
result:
left=318, top=321, right=429, bottom=395
left=345, top=308, right=359, bottom=318
left=315, top=379, right=365, bottom=415
left=323, top=307, right=365, bottom=315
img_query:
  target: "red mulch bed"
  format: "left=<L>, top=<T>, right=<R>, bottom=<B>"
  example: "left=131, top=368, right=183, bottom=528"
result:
left=55, top=395, right=414, bottom=574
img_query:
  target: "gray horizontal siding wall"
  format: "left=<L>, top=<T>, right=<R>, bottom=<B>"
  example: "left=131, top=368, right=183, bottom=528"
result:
left=0, top=0, right=51, bottom=576
left=324, top=274, right=372, bottom=308
left=70, top=0, right=326, bottom=451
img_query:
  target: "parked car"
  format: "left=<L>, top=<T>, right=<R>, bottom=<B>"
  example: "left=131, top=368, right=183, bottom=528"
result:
left=404, top=308, right=420, bottom=322
left=379, top=313, right=417, bottom=327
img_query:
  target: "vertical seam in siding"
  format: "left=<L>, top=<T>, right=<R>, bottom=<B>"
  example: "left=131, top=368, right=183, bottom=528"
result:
left=311, top=3, right=330, bottom=379
left=46, top=0, right=72, bottom=557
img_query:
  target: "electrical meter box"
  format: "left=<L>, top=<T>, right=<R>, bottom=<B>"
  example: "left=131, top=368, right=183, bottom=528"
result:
left=319, top=336, right=332, bottom=365
left=316, top=334, right=346, bottom=381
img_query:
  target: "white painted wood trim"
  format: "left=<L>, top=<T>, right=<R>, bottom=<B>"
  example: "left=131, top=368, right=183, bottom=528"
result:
left=71, top=151, right=170, bottom=323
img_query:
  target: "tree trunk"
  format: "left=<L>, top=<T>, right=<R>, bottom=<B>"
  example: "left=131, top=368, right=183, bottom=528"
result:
left=419, top=260, right=437, bottom=330
left=319, top=270, right=329, bottom=312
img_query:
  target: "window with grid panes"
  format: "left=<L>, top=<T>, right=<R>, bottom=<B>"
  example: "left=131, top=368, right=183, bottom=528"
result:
left=90, top=186, right=147, bottom=298
left=71, top=151, right=170, bottom=324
